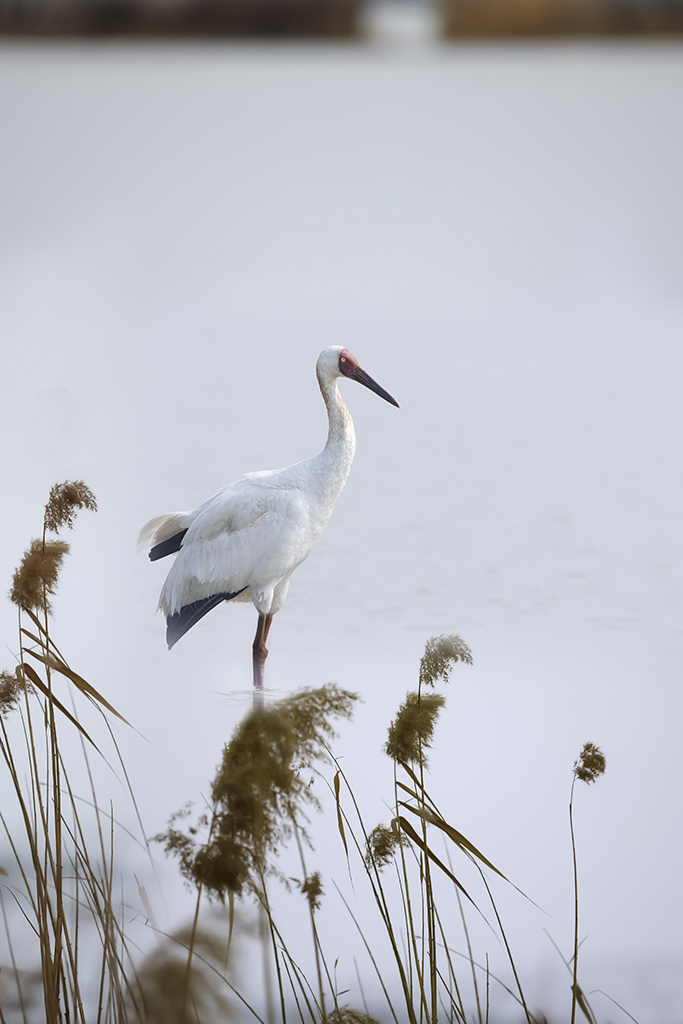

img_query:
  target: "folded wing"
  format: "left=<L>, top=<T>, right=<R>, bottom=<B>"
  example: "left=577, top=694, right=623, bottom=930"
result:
left=152, top=477, right=316, bottom=619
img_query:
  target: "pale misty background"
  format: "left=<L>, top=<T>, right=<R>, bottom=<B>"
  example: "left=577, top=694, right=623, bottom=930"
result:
left=1, top=29, right=682, bottom=1022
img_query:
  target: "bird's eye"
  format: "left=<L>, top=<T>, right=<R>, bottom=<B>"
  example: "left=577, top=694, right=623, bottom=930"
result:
left=341, top=357, right=346, bottom=362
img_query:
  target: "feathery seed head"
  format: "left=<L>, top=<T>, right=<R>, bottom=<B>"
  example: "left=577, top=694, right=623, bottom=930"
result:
left=365, top=822, right=406, bottom=871
left=573, top=742, right=606, bottom=784
left=0, top=668, right=32, bottom=717
left=385, top=690, right=446, bottom=767
left=125, top=908, right=239, bottom=1023
left=327, top=1009, right=381, bottom=1024
left=44, top=479, right=97, bottom=533
left=9, top=538, right=70, bottom=613
left=158, top=685, right=357, bottom=899
left=300, top=871, right=324, bottom=912
left=419, top=634, right=473, bottom=688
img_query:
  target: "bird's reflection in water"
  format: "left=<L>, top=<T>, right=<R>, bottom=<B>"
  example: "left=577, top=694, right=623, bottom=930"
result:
left=215, top=688, right=287, bottom=713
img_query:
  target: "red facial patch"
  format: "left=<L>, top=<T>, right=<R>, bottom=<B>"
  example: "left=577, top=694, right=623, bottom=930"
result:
left=338, top=348, right=359, bottom=378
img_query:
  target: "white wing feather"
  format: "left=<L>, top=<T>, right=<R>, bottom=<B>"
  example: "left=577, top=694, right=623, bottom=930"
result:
left=157, top=473, right=327, bottom=616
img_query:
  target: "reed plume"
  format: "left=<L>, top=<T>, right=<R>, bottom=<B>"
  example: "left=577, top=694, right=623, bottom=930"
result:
left=365, top=822, right=405, bottom=871
left=573, top=741, right=606, bottom=784
left=158, top=685, right=357, bottom=899
left=385, top=690, right=446, bottom=767
left=570, top=741, right=606, bottom=1024
left=419, top=633, right=473, bottom=688
left=9, top=537, right=70, bottom=613
left=0, top=667, right=32, bottom=716
left=9, top=479, right=97, bottom=615
left=43, top=479, right=97, bottom=533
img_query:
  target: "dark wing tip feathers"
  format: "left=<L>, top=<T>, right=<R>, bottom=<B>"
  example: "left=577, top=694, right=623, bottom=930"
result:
left=149, top=529, right=188, bottom=562
left=166, top=588, right=248, bottom=649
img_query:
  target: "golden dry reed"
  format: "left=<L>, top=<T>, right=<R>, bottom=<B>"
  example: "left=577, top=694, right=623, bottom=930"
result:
left=3, top=484, right=617, bottom=1024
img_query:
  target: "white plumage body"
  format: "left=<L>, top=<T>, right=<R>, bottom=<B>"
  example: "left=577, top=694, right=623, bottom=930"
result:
left=139, top=346, right=397, bottom=685
left=146, top=444, right=354, bottom=618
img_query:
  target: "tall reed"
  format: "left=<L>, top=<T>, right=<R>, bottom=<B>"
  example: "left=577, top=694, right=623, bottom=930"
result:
left=1, top=482, right=139, bottom=1023
left=2, top=486, right=618, bottom=1023
left=332, top=634, right=541, bottom=1024
left=158, top=634, right=567, bottom=1023
left=569, top=742, right=606, bottom=1024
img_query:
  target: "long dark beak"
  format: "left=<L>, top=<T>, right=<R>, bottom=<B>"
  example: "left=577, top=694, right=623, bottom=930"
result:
left=349, top=365, right=399, bottom=408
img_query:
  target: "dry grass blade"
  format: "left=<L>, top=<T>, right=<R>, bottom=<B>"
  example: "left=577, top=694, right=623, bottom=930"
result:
left=334, top=770, right=349, bottom=860
left=18, top=663, right=98, bottom=749
left=19, top=627, right=46, bottom=647
left=395, top=780, right=422, bottom=802
left=572, top=982, right=599, bottom=1024
left=396, top=760, right=441, bottom=804
left=394, top=817, right=476, bottom=906
left=22, top=648, right=130, bottom=726
left=0, top=865, right=40, bottom=939
left=400, top=804, right=510, bottom=883
left=331, top=881, right=403, bottom=1024
left=590, top=990, right=640, bottom=1024
left=21, top=606, right=50, bottom=637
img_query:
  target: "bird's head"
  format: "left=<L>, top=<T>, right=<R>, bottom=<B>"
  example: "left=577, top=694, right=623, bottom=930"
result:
left=317, top=346, right=399, bottom=408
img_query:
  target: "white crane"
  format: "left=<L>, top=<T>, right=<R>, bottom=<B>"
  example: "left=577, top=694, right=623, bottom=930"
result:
left=139, top=346, right=399, bottom=689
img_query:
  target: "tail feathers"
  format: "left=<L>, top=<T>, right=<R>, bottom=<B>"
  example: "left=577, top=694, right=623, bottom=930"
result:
left=166, top=588, right=247, bottom=649
left=138, top=512, right=192, bottom=554
left=150, top=529, right=188, bottom=561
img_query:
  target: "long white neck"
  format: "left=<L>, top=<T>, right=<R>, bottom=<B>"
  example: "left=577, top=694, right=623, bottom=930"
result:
left=317, top=367, right=356, bottom=490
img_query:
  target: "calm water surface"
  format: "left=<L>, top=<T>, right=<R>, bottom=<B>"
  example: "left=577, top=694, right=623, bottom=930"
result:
left=1, top=37, right=682, bottom=1021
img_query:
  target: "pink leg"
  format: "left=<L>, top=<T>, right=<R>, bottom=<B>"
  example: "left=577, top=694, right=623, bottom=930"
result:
left=252, top=612, right=273, bottom=690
